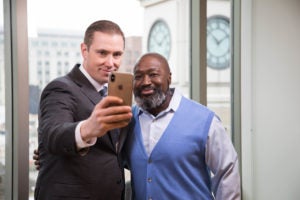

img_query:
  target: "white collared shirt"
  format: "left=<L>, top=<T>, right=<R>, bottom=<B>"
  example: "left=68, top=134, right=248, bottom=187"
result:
left=79, top=65, right=107, bottom=92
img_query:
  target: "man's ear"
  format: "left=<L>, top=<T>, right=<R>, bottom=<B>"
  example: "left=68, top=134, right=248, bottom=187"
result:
left=81, top=43, right=88, bottom=59
left=168, top=72, right=172, bottom=85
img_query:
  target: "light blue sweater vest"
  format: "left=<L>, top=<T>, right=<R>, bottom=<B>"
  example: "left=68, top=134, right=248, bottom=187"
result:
left=125, top=96, right=215, bottom=200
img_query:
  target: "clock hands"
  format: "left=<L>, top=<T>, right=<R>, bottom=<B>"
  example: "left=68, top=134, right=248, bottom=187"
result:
left=211, top=34, right=218, bottom=44
left=210, top=32, right=228, bottom=46
left=154, top=34, right=169, bottom=46
left=217, top=34, right=229, bottom=45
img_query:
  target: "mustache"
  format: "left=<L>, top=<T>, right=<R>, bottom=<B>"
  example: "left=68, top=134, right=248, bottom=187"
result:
left=135, top=86, right=156, bottom=96
left=134, top=86, right=166, bottom=110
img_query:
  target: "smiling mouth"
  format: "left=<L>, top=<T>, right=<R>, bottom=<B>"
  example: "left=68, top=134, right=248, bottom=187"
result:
left=100, top=69, right=112, bottom=76
left=101, top=68, right=112, bottom=72
left=141, top=88, right=154, bottom=96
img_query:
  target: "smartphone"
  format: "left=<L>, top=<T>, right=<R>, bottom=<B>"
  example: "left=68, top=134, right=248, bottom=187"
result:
left=108, top=71, right=133, bottom=106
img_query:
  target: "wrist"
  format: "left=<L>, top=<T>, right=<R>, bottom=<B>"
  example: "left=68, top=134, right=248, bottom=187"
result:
left=76, top=120, right=97, bottom=149
left=80, top=120, right=91, bottom=142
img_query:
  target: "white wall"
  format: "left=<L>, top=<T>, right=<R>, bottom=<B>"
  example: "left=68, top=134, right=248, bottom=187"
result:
left=242, top=0, right=300, bottom=199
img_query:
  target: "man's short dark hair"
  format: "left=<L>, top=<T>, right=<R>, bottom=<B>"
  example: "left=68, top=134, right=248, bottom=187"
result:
left=84, top=20, right=125, bottom=49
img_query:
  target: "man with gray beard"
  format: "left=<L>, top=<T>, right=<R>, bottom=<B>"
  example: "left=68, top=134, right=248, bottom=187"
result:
left=124, top=52, right=241, bottom=200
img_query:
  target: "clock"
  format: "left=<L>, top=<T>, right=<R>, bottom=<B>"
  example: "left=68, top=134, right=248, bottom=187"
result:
left=207, top=15, right=230, bottom=70
left=147, top=20, right=171, bottom=59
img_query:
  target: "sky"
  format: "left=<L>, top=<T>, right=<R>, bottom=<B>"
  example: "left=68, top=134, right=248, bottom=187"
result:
left=27, top=0, right=144, bottom=37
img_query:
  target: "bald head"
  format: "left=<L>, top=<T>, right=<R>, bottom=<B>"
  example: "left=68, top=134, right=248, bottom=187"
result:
left=134, top=53, right=171, bottom=75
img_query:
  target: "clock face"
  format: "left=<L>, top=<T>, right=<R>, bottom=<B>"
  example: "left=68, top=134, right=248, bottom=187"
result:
left=207, top=15, right=230, bottom=70
left=147, top=20, right=171, bottom=59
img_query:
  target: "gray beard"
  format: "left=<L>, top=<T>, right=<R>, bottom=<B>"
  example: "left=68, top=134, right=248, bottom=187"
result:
left=135, top=88, right=166, bottom=111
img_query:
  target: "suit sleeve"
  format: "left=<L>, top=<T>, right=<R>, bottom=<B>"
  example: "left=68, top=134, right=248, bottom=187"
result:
left=38, top=80, right=80, bottom=156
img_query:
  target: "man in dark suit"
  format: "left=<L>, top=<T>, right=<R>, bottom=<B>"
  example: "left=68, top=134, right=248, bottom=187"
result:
left=34, top=20, right=132, bottom=200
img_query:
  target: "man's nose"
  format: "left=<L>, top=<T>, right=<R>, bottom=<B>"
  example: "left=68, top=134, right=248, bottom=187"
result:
left=142, top=75, right=151, bottom=85
left=105, top=55, right=114, bottom=67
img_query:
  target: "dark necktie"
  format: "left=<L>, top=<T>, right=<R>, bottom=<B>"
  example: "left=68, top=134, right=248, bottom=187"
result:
left=99, top=86, right=119, bottom=151
left=99, top=86, right=107, bottom=97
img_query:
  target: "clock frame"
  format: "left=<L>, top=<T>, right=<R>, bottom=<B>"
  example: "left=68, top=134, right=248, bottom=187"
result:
left=147, top=20, right=171, bottom=59
left=207, top=15, right=230, bottom=70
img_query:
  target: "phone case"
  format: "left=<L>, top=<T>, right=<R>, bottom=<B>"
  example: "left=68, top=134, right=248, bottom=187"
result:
left=108, top=71, right=133, bottom=106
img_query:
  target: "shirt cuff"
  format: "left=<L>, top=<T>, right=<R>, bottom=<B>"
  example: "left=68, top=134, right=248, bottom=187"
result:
left=75, top=120, right=97, bottom=149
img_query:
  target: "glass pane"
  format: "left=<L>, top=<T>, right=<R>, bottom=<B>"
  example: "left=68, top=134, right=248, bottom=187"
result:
left=207, top=0, right=232, bottom=136
left=27, top=0, right=144, bottom=199
left=0, top=0, right=5, bottom=198
left=28, top=0, right=191, bottom=199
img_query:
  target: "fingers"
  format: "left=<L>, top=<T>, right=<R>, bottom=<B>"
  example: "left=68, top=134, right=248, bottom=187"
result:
left=33, top=148, right=39, bottom=161
left=93, top=96, right=132, bottom=125
left=94, top=107, right=132, bottom=121
left=96, top=96, right=125, bottom=108
left=34, top=160, right=40, bottom=170
left=33, top=148, right=39, bottom=155
left=33, top=149, right=40, bottom=170
left=103, top=119, right=132, bottom=130
left=33, top=154, right=38, bottom=160
left=80, top=97, right=132, bottom=140
left=93, top=108, right=132, bottom=123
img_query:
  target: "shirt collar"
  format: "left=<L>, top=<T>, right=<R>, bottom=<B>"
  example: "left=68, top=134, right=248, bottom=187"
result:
left=79, top=65, right=107, bottom=92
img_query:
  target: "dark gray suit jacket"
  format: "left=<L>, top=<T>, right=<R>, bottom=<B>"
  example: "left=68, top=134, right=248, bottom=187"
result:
left=34, top=64, right=128, bottom=200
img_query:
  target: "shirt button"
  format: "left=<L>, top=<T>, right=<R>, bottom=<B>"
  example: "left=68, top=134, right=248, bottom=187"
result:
left=147, top=177, right=152, bottom=182
left=148, top=197, right=152, bottom=200
left=148, top=158, right=152, bottom=163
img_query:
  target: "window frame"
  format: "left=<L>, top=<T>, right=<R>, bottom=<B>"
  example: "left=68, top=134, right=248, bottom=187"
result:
left=190, top=0, right=242, bottom=179
left=3, top=0, right=29, bottom=199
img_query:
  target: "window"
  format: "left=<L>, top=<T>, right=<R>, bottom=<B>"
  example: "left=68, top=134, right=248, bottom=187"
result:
left=0, top=0, right=240, bottom=198
left=27, top=1, right=144, bottom=198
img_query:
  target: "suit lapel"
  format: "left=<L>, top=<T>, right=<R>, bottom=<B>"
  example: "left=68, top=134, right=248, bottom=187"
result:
left=68, top=64, right=102, bottom=105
